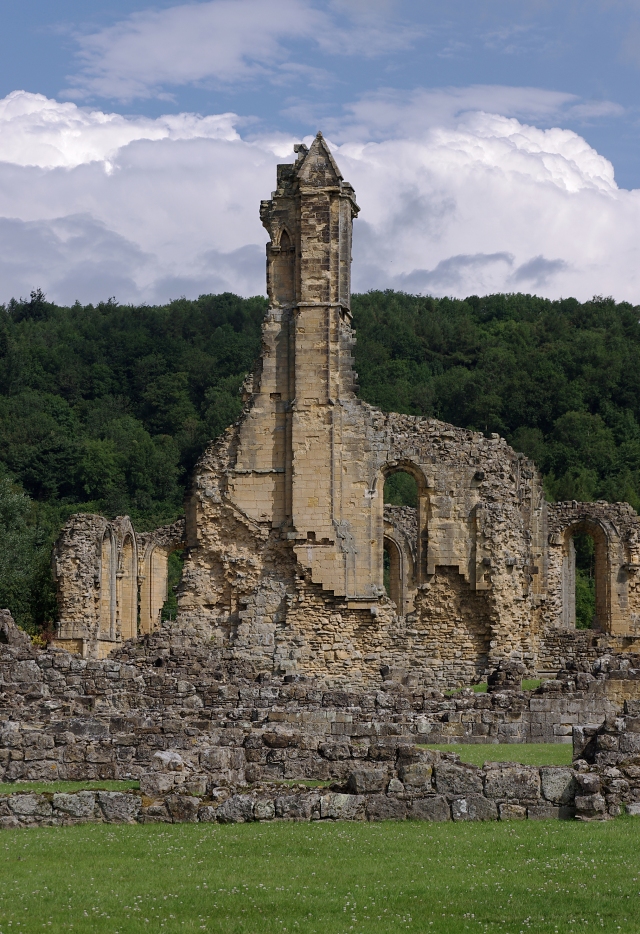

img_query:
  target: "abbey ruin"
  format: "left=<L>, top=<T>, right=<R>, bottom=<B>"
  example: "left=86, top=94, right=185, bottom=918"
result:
left=5, top=135, right=640, bottom=829
left=52, top=134, right=640, bottom=686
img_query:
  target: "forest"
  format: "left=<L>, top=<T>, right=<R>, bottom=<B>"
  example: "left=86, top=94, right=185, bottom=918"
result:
left=2, top=287, right=639, bottom=633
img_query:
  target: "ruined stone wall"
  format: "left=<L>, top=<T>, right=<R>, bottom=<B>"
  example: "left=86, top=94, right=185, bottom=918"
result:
left=0, top=757, right=587, bottom=829
left=52, top=518, right=184, bottom=658
left=5, top=723, right=640, bottom=827
left=170, top=137, right=550, bottom=685
left=544, top=501, right=640, bottom=639
left=50, top=136, right=640, bottom=685
left=180, top=403, right=546, bottom=686
left=3, top=608, right=637, bottom=787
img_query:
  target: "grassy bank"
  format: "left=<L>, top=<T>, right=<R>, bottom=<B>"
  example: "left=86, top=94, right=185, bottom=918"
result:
left=1, top=818, right=639, bottom=933
left=0, top=779, right=139, bottom=795
left=421, top=743, right=574, bottom=767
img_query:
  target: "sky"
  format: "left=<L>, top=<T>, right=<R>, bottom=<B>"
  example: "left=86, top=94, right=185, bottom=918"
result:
left=1, top=0, right=640, bottom=305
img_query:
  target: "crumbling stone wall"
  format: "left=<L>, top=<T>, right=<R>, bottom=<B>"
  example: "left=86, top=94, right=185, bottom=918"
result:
left=53, top=517, right=184, bottom=658
left=50, top=135, right=640, bottom=685
left=544, top=501, right=640, bottom=638
left=5, top=731, right=640, bottom=828
left=0, top=752, right=583, bottom=829
left=2, top=608, right=636, bottom=786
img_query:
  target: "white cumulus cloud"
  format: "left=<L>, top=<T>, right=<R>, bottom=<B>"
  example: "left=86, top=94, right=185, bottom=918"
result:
left=0, top=88, right=640, bottom=306
left=0, top=90, right=239, bottom=168
left=64, top=0, right=417, bottom=102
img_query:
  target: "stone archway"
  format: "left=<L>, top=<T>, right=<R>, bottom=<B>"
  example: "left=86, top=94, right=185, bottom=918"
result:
left=382, top=531, right=415, bottom=616
left=118, top=534, right=138, bottom=641
left=559, top=520, right=608, bottom=630
left=547, top=503, right=631, bottom=635
left=138, top=523, right=186, bottom=635
left=380, top=461, right=428, bottom=589
left=99, top=532, right=116, bottom=640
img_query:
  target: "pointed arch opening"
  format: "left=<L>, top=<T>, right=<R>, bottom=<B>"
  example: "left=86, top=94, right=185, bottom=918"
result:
left=272, top=227, right=296, bottom=304
left=99, top=532, right=116, bottom=639
left=380, top=463, right=426, bottom=614
left=383, top=536, right=403, bottom=608
left=562, top=520, right=609, bottom=630
left=119, top=534, right=137, bottom=641
left=161, top=549, right=184, bottom=623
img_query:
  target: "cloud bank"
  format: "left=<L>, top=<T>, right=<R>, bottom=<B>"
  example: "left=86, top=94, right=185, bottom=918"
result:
left=1, top=88, right=640, bottom=306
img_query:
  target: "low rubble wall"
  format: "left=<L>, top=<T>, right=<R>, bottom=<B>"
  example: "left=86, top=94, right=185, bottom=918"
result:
left=4, top=611, right=640, bottom=809
left=0, top=653, right=623, bottom=784
left=3, top=740, right=640, bottom=830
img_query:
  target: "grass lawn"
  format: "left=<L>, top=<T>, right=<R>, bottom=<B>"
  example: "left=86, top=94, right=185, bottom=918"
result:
left=0, top=818, right=639, bottom=933
left=421, top=743, right=574, bottom=767
left=0, top=780, right=139, bottom=795
left=446, top=681, right=543, bottom=696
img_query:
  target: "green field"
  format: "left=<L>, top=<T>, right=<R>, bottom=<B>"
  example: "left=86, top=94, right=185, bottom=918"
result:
left=1, top=819, right=639, bottom=933
left=422, top=743, right=574, bottom=767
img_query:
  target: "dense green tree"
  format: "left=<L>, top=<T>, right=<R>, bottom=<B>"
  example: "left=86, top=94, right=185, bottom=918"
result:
left=2, top=287, right=640, bottom=632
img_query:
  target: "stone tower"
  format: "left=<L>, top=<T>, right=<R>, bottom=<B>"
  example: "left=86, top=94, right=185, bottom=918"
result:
left=216, top=133, right=383, bottom=602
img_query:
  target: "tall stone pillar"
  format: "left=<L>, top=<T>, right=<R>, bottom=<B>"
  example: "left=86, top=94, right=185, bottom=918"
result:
left=255, top=134, right=364, bottom=595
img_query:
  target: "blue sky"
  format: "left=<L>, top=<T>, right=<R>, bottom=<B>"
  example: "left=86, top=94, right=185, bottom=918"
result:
left=4, top=0, right=639, bottom=183
left=1, top=0, right=640, bottom=304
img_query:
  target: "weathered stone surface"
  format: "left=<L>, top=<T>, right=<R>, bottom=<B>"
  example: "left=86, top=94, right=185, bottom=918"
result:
left=366, top=795, right=407, bottom=821
left=434, top=764, right=483, bottom=796
left=140, top=804, right=171, bottom=823
left=398, top=762, right=433, bottom=791
left=197, top=806, right=219, bottom=823
left=499, top=803, right=527, bottom=820
left=451, top=795, right=498, bottom=821
left=320, top=793, right=366, bottom=821
left=13, top=660, right=42, bottom=682
left=66, top=718, right=109, bottom=740
left=9, top=795, right=52, bottom=818
left=52, top=792, right=96, bottom=818
left=216, top=795, right=255, bottom=823
left=0, top=609, right=33, bottom=650
left=318, top=743, right=350, bottom=761
left=254, top=799, right=276, bottom=821
left=200, top=747, right=245, bottom=773
left=540, top=768, right=577, bottom=805
left=183, top=777, right=208, bottom=796
left=153, top=751, right=184, bottom=771
left=263, top=731, right=300, bottom=749
left=575, top=793, right=607, bottom=820
left=96, top=792, right=141, bottom=823
left=165, top=794, right=201, bottom=823
left=620, top=733, right=640, bottom=753
left=484, top=766, right=540, bottom=801
left=275, top=795, right=314, bottom=820
left=346, top=769, right=388, bottom=795
left=140, top=772, right=175, bottom=796
left=407, top=796, right=450, bottom=822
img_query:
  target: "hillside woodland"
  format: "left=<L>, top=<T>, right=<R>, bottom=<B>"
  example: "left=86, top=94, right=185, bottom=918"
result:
left=2, top=288, right=638, bottom=633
